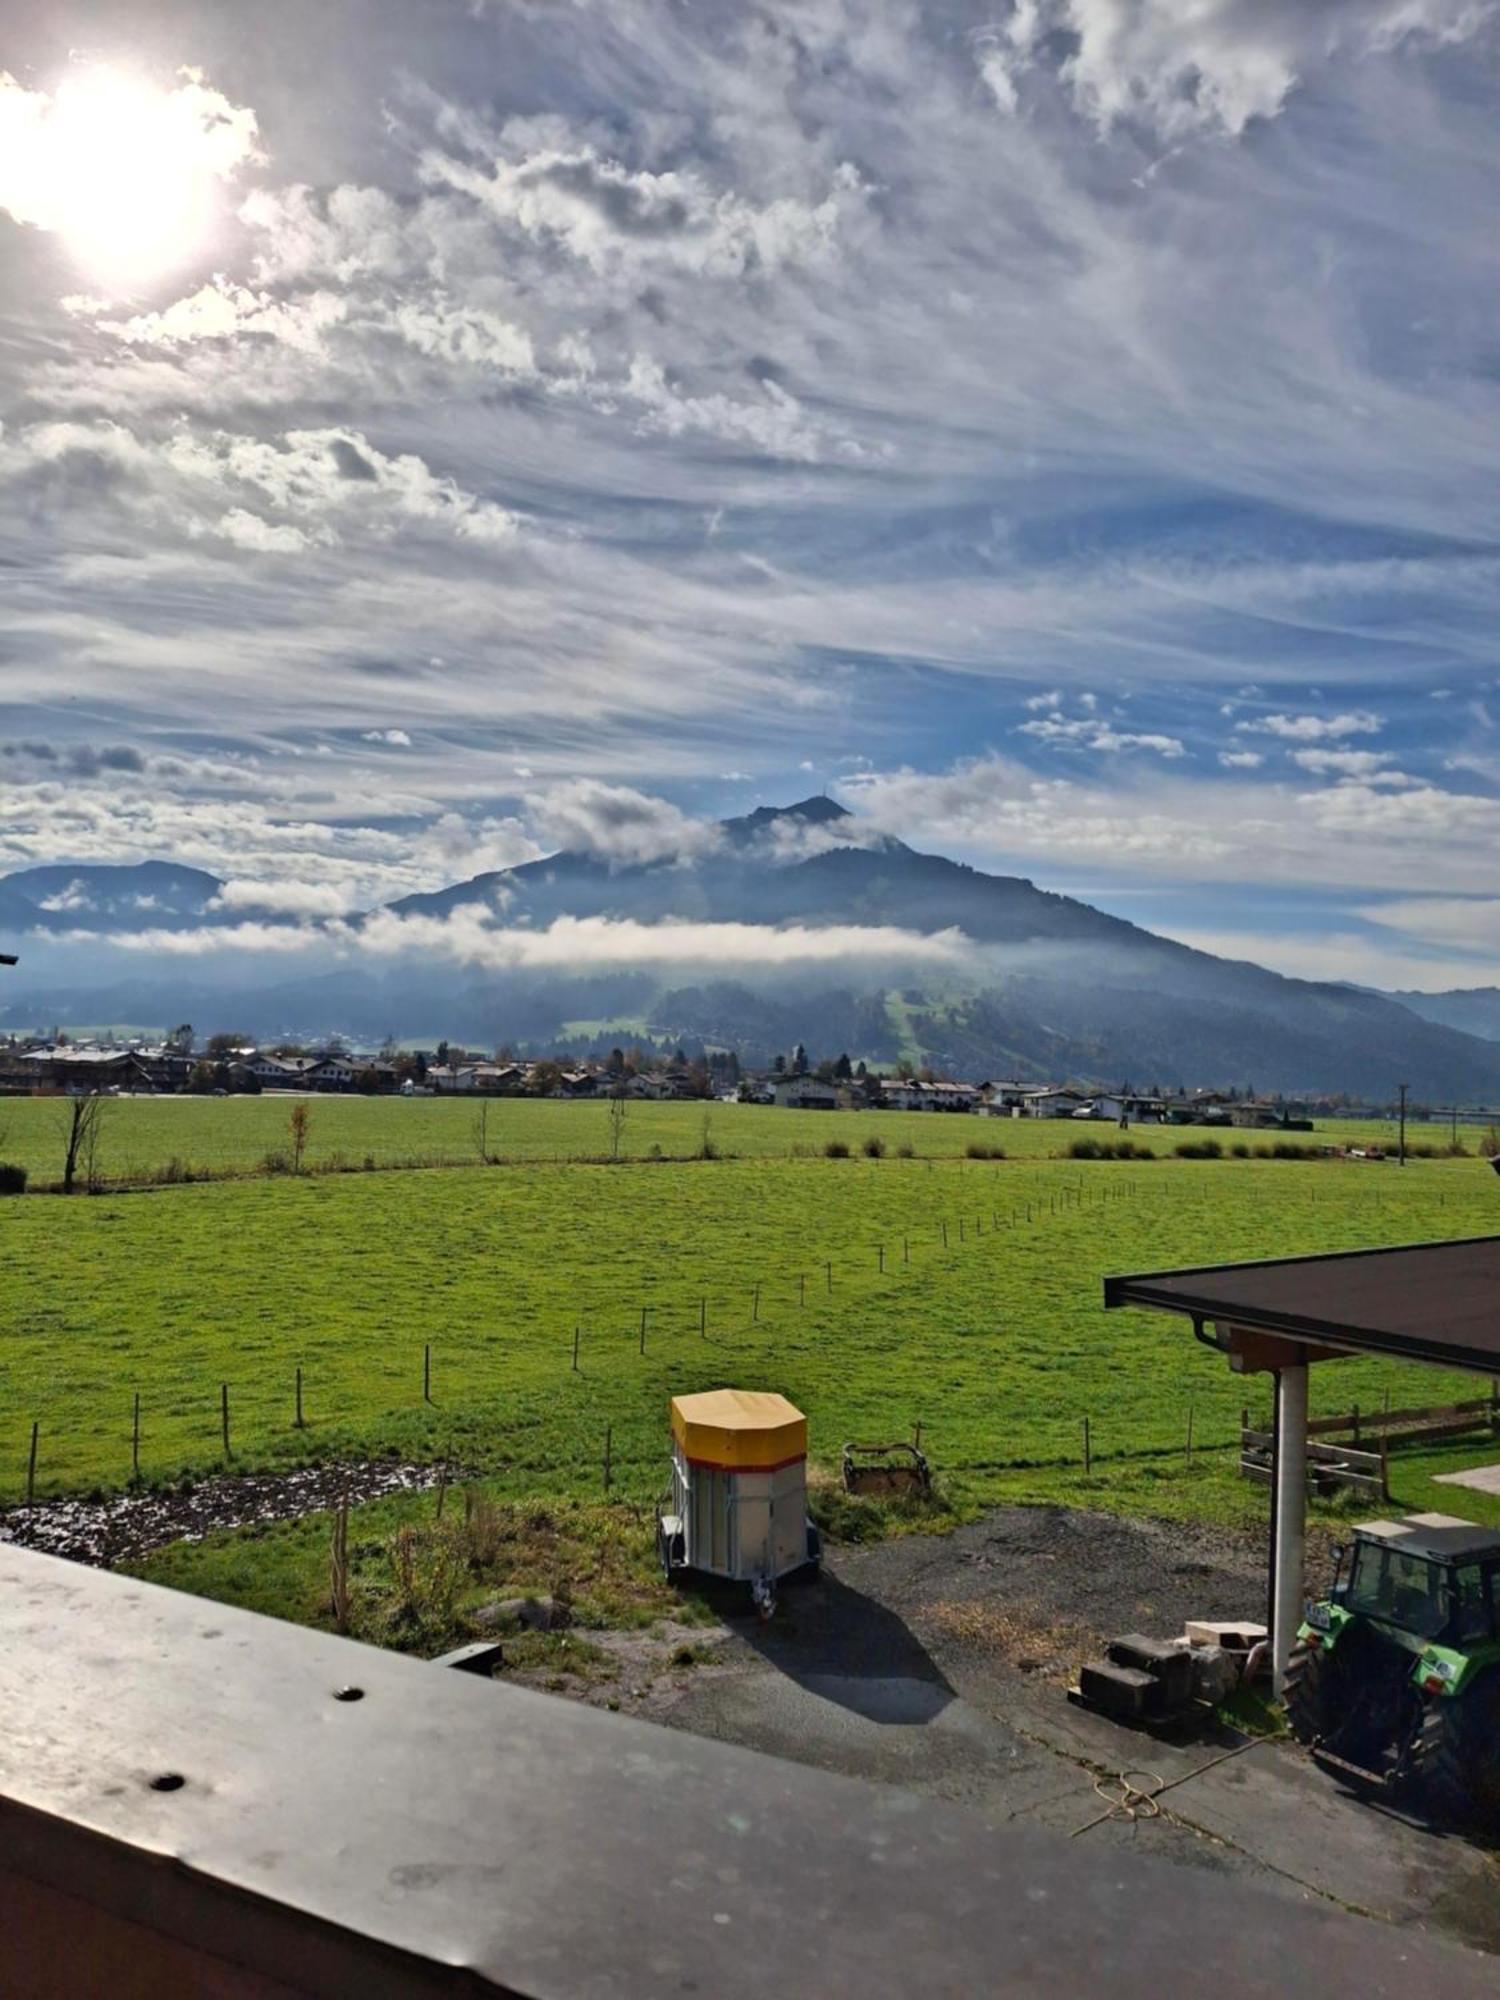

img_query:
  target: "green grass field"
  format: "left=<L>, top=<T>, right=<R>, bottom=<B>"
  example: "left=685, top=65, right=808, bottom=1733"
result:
left=6, top=1148, right=1500, bottom=1530
left=0, top=1090, right=1469, bottom=1187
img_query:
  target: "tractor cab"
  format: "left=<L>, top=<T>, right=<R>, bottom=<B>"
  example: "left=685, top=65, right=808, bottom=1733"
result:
left=1329, top=1516, right=1500, bottom=1652
left=1291, top=1513, right=1500, bottom=1823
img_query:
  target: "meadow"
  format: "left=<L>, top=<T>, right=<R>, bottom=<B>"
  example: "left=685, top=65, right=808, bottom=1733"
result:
left=5, top=1144, right=1499, bottom=1535
left=0, top=1089, right=1465, bottom=1189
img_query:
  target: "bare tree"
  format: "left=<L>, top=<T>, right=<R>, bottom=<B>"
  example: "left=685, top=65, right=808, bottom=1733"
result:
left=61, top=1092, right=109, bottom=1195
left=473, top=1099, right=493, bottom=1164
left=289, top=1101, right=311, bottom=1174
left=608, top=1089, right=628, bottom=1163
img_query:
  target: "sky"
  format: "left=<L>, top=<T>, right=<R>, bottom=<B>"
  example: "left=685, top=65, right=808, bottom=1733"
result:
left=3, top=0, right=1500, bottom=992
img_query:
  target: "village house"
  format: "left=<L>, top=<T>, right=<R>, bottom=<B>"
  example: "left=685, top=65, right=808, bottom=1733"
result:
left=15, top=1046, right=149, bottom=1091
left=1014, top=1086, right=1089, bottom=1118
left=772, top=1075, right=839, bottom=1110
left=426, top=1062, right=477, bottom=1093
left=877, top=1077, right=980, bottom=1113
left=556, top=1069, right=603, bottom=1098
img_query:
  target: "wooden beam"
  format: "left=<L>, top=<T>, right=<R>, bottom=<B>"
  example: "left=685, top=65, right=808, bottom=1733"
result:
left=1223, top=1324, right=1346, bottom=1375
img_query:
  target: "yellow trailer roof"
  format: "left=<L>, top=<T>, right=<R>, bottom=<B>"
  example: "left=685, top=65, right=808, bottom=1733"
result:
left=671, top=1389, right=807, bottom=1469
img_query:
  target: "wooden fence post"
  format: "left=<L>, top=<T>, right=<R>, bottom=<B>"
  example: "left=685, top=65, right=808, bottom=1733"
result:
left=132, top=1392, right=141, bottom=1481
left=604, top=1424, right=613, bottom=1494
left=639, top=1307, right=647, bottom=1355
left=295, top=1366, right=304, bottom=1430
left=700, top=1297, right=706, bottom=1337
left=424, top=1344, right=432, bottom=1404
left=877, top=1243, right=885, bottom=1274
left=1083, top=1416, right=1092, bottom=1475
left=221, top=1382, right=231, bottom=1459
left=825, top=1261, right=832, bottom=1294
left=26, top=1420, right=38, bottom=1512
left=572, top=1326, right=580, bottom=1373
left=1185, top=1400, right=1194, bottom=1465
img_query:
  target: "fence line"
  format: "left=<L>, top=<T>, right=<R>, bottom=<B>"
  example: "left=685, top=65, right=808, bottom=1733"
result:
left=8, top=1160, right=1484, bottom=1508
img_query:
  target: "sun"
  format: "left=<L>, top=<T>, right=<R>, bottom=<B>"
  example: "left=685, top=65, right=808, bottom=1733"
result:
left=0, top=64, right=260, bottom=288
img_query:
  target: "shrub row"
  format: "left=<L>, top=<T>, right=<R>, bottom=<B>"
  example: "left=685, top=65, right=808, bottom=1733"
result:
left=1068, top=1138, right=1157, bottom=1160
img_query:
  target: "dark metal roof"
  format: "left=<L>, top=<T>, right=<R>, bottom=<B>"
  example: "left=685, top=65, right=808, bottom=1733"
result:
left=1358, top=1522, right=1500, bottom=1563
left=2, top=1545, right=1493, bottom=1996
left=1104, top=1234, right=1500, bottom=1376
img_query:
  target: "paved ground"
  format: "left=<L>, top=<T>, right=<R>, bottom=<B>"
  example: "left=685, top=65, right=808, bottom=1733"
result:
left=635, top=1508, right=1500, bottom=1955
left=1436, top=1463, right=1500, bottom=1495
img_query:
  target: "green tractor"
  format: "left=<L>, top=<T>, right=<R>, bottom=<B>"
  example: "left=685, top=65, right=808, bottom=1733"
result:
left=1287, top=1512, right=1500, bottom=1824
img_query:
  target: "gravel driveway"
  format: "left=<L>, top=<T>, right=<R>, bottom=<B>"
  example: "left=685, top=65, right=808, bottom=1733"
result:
left=649, top=1506, right=1500, bottom=1955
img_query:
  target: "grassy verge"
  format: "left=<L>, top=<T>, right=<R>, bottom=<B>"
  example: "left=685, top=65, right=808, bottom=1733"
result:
left=0, top=1091, right=1475, bottom=1186
left=8, top=1153, right=1500, bottom=1511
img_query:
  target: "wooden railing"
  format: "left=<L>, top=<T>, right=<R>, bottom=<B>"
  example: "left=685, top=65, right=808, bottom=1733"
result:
left=1240, top=1389, right=1500, bottom=1499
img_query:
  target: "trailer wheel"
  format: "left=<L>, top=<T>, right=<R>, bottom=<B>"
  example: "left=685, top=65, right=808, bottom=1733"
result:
left=1417, top=1671, right=1500, bottom=1827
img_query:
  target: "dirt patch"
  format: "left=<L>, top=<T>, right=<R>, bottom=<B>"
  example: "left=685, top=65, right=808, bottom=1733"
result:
left=923, top=1598, right=1096, bottom=1680
left=846, top=1504, right=1295, bottom=1652
left=494, top=1617, right=737, bottom=1716
left=0, top=1459, right=455, bottom=1567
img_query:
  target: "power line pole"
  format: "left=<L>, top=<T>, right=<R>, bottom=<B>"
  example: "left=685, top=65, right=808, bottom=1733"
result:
left=1398, top=1082, right=1408, bottom=1168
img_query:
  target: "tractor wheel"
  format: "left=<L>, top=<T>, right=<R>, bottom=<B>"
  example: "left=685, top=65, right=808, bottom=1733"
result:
left=1284, top=1641, right=1339, bottom=1746
left=1418, top=1672, right=1500, bottom=1828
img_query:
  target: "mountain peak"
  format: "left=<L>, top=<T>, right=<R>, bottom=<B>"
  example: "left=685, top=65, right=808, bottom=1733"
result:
left=726, top=795, right=852, bottom=836
left=783, top=794, right=851, bottom=822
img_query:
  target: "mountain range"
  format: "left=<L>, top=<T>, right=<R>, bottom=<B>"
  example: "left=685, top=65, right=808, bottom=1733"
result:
left=1, top=798, right=1497, bottom=1099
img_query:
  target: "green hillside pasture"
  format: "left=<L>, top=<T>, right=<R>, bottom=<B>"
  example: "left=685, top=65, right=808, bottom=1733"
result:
left=0, top=1091, right=1468, bottom=1188
left=6, top=1153, right=1500, bottom=1526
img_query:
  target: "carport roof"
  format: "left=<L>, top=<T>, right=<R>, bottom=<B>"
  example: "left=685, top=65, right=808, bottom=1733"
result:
left=1104, top=1234, right=1500, bottom=1377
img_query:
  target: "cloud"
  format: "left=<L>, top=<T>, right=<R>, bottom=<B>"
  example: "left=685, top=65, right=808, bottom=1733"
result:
left=239, top=182, right=411, bottom=285
left=1, top=739, right=146, bottom=777
left=423, top=143, right=865, bottom=280
left=1019, top=710, right=1186, bottom=757
left=847, top=751, right=1500, bottom=895
left=101, top=279, right=347, bottom=354
left=352, top=908, right=970, bottom=974
left=978, top=0, right=1495, bottom=140
left=1238, top=711, right=1384, bottom=742
left=210, top=879, right=359, bottom=918
left=62, top=907, right=970, bottom=976
left=1159, top=925, right=1500, bottom=992
left=362, top=728, right=413, bottom=746
left=1359, top=896, right=1500, bottom=955
left=523, top=780, right=723, bottom=868
left=1290, top=748, right=1403, bottom=779
left=1218, top=749, right=1263, bottom=769
left=2, top=419, right=517, bottom=552
left=386, top=297, right=535, bottom=376
left=52, top=919, right=323, bottom=955
left=36, top=880, right=95, bottom=913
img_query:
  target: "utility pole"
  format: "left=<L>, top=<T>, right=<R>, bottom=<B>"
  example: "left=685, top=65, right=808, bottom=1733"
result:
left=1398, top=1082, right=1408, bottom=1167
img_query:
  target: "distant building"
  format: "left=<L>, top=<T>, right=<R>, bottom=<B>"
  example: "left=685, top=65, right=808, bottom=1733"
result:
left=773, top=1076, right=839, bottom=1110
left=878, top=1078, right=980, bottom=1113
